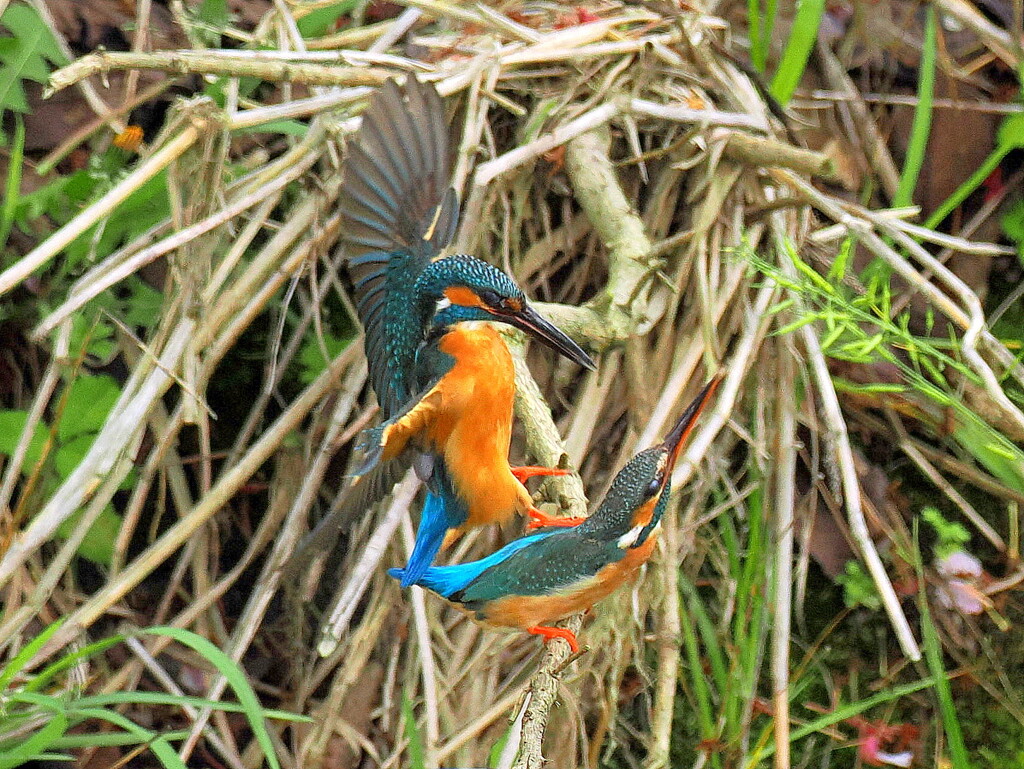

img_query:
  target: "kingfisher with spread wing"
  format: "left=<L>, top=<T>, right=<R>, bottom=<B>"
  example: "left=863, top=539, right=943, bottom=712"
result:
left=337, top=78, right=596, bottom=586
left=390, top=377, right=721, bottom=653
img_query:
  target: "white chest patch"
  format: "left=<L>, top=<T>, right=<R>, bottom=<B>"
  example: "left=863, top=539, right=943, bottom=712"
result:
left=616, top=519, right=662, bottom=549
left=617, top=524, right=644, bottom=549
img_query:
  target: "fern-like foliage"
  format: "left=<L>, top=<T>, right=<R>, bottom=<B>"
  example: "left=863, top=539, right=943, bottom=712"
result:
left=0, top=2, right=67, bottom=123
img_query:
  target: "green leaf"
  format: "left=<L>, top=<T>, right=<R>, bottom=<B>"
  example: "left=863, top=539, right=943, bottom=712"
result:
left=57, top=375, right=121, bottom=440
left=0, top=409, right=48, bottom=466
left=0, top=3, right=68, bottom=121
left=298, top=331, right=350, bottom=384
left=121, top=278, right=165, bottom=327
left=197, top=0, right=229, bottom=28
left=826, top=236, right=854, bottom=282
left=53, top=504, right=122, bottom=565
left=296, top=1, right=360, bottom=37
left=68, top=313, right=116, bottom=362
left=14, top=168, right=94, bottom=229
left=141, top=627, right=282, bottom=769
left=53, top=433, right=94, bottom=477
left=835, top=560, right=881, bottom=610
left=63, top=170, right=170, bottom=270
left=832, top=378, right=907, bottom=395
left=921, top=507, right=970, bottom=559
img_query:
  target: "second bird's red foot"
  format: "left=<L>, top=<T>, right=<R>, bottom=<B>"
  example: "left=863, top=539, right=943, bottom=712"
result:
left=527, top=624, right=580, bottom=654
left=526, top=508, right=587, bottom=530
left=511, top=465, right=571, bottom=483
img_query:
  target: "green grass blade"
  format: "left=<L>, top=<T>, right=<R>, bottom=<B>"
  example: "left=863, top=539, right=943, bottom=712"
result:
left=770, top=0, right=826, bottom=104
left=678, top=588, right=717, bottom=744
left=401, top=692, right=426, bottom=769
left=750, top=676, right=938, bottom=762
left=0, top=712, right=69, bottom=769
left=893, top=6, right=935, bottom=208
left=77, top=692, right=310, bottom=721
left=0, top=618, right=65, bottom=690
left=141, top=627, right=281, bottom=769
left=925, top=111, right=1024, bottom=229
left=951, top=408, right=1024, bottom=495
left=913, top=526, right=971, bottom=768
left=0, top=113, right=24, bottom=253
left=50, top=730, right=190, bottom=748
left=26, top=635, right=124, bottom=692
left=923, top=147, right=1006, bottom=230
left=680, top=578, right=728, bottom=691
left=10, top=753, right=72, bottom=764
left=68, top=708, right=187, bottom=769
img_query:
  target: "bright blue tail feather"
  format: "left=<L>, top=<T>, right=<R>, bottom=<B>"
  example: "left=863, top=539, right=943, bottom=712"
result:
left=398, top=491, right=453, bottom=587
left=391, top=530, right=560, bottom=597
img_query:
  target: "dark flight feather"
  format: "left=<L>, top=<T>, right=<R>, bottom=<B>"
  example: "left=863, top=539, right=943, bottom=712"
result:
left=337, top=77, right=460, bottom=415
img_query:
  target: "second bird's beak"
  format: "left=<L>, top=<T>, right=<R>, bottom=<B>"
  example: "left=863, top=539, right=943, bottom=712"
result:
left=660, top=375, right=723, bottom=478
left=508, top=303, right=596, bottom=371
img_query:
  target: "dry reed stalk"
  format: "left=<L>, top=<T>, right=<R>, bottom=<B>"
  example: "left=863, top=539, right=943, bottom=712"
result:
left=770, top=337, right=798, bottom=769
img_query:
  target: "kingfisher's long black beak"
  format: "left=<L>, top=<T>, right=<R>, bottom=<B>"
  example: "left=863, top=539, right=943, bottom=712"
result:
left=508, top=303, right=597, bottom=370
left=661, top=375, right=723, bottom=476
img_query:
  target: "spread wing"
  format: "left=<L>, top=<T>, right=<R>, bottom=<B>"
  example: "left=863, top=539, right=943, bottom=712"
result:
left=337, top=77, right=460, bottom=415
left=451, top=534, right=624, bottom=608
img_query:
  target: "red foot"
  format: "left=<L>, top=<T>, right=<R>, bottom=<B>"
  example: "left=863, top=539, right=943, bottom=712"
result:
left=511, top=465, right=570, bottom=484
left=527, top=625, right=579, bottom=654
left=526, top=508, right=586, bottom=531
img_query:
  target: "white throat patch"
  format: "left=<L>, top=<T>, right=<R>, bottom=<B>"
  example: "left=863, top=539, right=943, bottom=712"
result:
left=616, top=519, right=662, bottom=549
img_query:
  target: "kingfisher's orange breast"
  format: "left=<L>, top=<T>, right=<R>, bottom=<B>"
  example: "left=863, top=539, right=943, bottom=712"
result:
left=479, top=533, right=660, bottom=629
left=425, top=324, right=532, bottom=527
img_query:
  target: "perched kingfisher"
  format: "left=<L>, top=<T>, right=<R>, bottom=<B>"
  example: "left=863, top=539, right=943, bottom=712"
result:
left=390, top=376, right=721, bottom=653
left=337, top=77, right=596, bottom=587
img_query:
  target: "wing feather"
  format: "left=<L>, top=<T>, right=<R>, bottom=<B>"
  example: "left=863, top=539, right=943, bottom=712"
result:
left=337, top=77, right=461, bottom=414
left=452, top=536, right=623, bottom=607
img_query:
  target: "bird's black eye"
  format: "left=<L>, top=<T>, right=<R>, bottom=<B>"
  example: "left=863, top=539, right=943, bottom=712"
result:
left=646, top=475, right=663, bottom=497
left=478, top=289, right=501, bottom=307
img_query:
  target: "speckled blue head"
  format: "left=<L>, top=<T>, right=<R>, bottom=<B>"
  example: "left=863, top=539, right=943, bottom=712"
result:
left=578, top=376, right=722, bottom=549
left=578, top=446, right=670, bottom=546
left=417, top=254, right=523, bottom=324
left=415, top=253, right=595, bottom=369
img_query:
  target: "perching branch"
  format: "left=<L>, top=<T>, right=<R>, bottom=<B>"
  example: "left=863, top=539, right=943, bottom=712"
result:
left=536, top=126, right=659, bottom=351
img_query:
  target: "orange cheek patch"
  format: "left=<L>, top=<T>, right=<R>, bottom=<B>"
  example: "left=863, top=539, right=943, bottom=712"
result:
left=445, top=286, right=484, bottom=309
left=631, top=497, right=657, bottom=529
